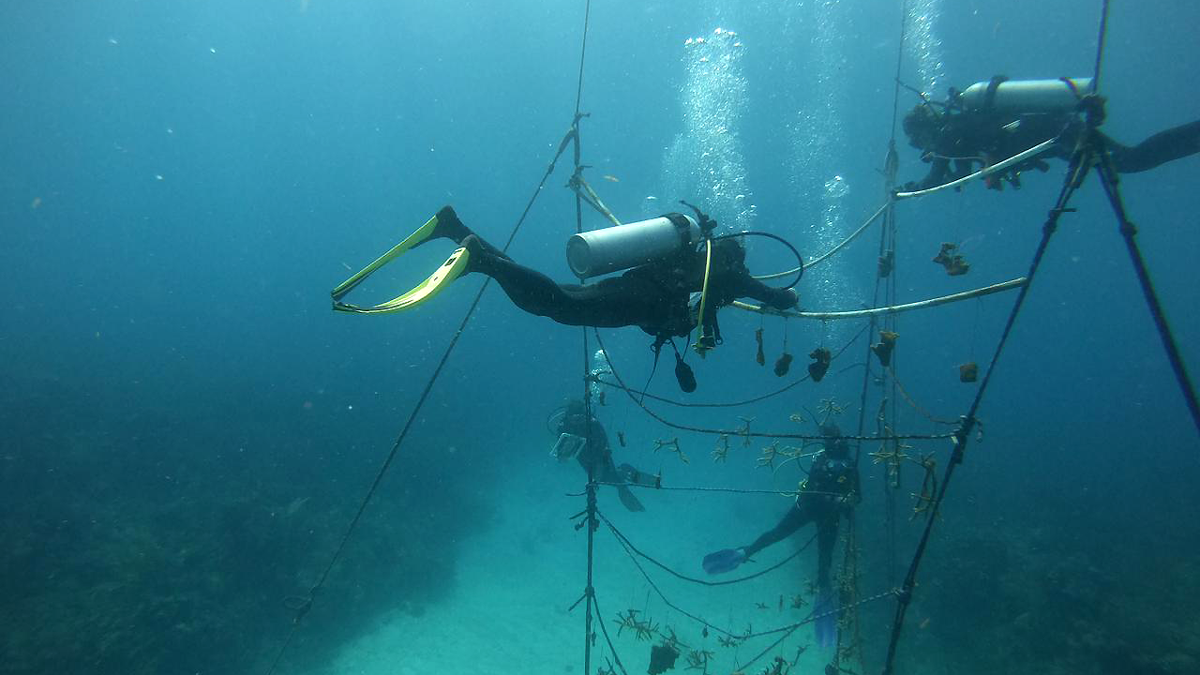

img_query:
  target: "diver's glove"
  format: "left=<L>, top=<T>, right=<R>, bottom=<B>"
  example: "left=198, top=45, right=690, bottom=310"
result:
left=702, top=547, right=747, bottom=575
left=777, top=288, right=799, bottom=310
left=765, top=288, right=799, bottom=311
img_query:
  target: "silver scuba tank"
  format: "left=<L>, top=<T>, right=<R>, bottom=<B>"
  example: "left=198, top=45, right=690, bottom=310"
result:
left=566, top=213, right=702, bottom=278
left=959, top=77, right=1092, bottom=113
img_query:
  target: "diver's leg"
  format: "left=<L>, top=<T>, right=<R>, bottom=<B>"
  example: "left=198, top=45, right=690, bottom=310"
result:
left=1107, top=120, right=1200, bottom=173
left=743, top=501, right=813, bottom=558
left=465, top=237, right=656, bottom=328
left=424, top=206, right=510, bottom=260
left=815, top=516, right=838, bottom=591
left=465, top=245, right=588, bottom=320
left=812, top=516, right=840, bottom=649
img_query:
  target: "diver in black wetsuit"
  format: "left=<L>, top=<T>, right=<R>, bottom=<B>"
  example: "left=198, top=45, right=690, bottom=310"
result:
left=552, top=399, right=654, bottom=512
left=701, top=424, right=859, bottom=648
left=426, top=206, right=799, bottom=348
left=702, top=424, right=860, bottom=587
left=902, top=77, right=1200, bottom=191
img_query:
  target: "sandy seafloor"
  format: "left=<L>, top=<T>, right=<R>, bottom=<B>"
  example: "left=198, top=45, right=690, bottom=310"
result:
left=314, top=457, right=835, bottom=675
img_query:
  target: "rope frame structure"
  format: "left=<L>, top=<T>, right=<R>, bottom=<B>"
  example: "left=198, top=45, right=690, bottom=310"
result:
left=267, top=2, right=1197, bottom=675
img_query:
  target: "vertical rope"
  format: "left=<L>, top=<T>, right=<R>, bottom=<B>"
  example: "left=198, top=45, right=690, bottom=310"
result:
left=886, top=193, right=901, bottom=586
left=881, top=145, right=1088, bottom=674
left=881, top=0, right=910, bottom=584
left=884, top=0, right=910, bottom=588
left=1093, top=155, right=1200, bottom=436
left=889, top=0, right=912, bottom=141
left=1090, top=0, right=1110, bottom=93
left=571, top=2, right=596, bottom=674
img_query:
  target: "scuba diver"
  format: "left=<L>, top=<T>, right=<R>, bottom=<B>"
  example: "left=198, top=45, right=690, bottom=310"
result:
left=550, top=399, right=655, bottom=512
left=902, top=76, right=1200, bottom=191
left=701, top=424, right=860, bottom=649
left=331, top=205, right=800, bottom=390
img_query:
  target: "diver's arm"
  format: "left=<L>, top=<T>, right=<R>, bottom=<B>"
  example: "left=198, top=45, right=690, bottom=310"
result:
left=743, top=502, right=808, bottom=557
left=907, top=156, right=950, bottom=191
left=734, top=275, right=798, bottom=310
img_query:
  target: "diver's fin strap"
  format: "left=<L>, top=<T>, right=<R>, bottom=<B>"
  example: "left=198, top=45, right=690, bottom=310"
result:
left=982, top=75, right=1009, bottom=111
left=332, top=242, right=471, bottom=315
left=331, top=212, right=442, bottom=303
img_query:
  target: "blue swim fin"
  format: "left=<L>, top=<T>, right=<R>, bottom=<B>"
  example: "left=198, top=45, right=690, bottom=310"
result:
left=813, top=590, right=837, bottom=649
left=702, top=548, right=746, bottom=575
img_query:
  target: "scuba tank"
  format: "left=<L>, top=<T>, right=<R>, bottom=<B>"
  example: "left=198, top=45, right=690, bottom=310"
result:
left=958, top=77, right=1092, bottom=113
left=566, top=213, right=702, bottom=278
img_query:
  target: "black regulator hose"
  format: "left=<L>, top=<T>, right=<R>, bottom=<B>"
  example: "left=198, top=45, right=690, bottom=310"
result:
left=712, top=231, right=805, bottom=290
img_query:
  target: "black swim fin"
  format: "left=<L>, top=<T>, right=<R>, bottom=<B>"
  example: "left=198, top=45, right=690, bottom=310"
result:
left=619, top=463, right=657, bottom=488
left=617, top=485, right=645, bottom=512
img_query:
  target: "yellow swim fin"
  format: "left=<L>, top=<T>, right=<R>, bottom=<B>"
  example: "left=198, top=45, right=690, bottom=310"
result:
left=331, top=207, right=470, bottom=314
left=333, top=246, right=471, bottom=315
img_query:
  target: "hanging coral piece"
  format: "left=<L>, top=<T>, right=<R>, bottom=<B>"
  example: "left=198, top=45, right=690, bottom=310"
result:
left=807, top=347, right=832, bottom=382
left=932, top=242, right=970, bottom=276
left=648, top=642, right=680, bottom=675
left=959, top=361, right=979, bottom=382
left=755, top=327, right=766, bottom=366
left=774, top=351, right=794, bottom=377
left=871, top=331, right=899, bottom=367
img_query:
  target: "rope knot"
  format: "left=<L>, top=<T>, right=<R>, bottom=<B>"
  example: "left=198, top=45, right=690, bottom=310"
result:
left=1077, top=93, right=1107, bottom=128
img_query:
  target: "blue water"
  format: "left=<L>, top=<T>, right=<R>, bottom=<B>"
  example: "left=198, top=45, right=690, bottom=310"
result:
left=3, top=1, right=1198, bottom=674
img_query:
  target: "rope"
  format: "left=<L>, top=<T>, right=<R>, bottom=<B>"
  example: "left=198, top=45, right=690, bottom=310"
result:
left=732, top=277, right=1027, bottom=320
left=1092, top=143, right=1200, bottom=436
left=889, top=0, right=912, bottom=142
left=267, top=222, right=532, bottom=675
left=1091, top=0, right=1109, bottom=93
left=591, top=590, right=631, bottom=675
left=605, top=510, right=884, bottom=651
left=887, top=365, right=960, bottom=427
left=604, top=513, right=757, bottom=640
left=881, top=22, right=1111, bottom=667
left=585, top=482, right=821, bottom=497
left=755, top=202, right=888, bottom=280
left=734, top=588, right=900, bottom=673
left=594, top=330, right=954, bottom=442
left=602, top=512, right=811, bottom=589
left=268, top=14, right=600, bottom=675
left=893, top=137, right=1059, bottom=199
left=881, top=163, right=1079, bottom=675
left=805, top=202, right=889, bottom=270
left=590, top=322, right=869, bottom=408
left=737, top=625, right=800, bottom=673
left=571, top=3, right=598, bottom=675
left=570, top=173, right=623, bottom=226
